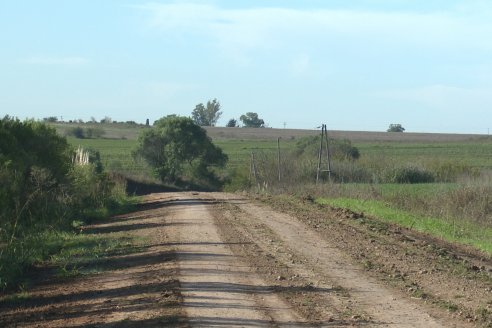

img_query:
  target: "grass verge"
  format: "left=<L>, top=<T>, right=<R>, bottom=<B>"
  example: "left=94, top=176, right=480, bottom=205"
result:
left=0, top=198, right=141, bottom=292
left=317, top=197, right=492, bottom=256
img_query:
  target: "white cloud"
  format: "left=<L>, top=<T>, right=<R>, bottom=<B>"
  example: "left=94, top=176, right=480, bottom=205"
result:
left=21, top=56, right=89, bottom=66
left=136, top=2, right=492, bottom=53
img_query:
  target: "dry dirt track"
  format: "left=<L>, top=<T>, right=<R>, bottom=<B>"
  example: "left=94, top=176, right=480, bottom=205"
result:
left=1, top=192, right=488, bottom=327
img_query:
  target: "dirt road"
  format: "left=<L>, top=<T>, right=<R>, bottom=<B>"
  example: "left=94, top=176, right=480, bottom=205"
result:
left=1, top=192, right=490, bottom=327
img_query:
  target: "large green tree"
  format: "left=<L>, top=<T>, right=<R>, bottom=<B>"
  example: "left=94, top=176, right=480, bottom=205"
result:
left=240, top=112, right=265, bottom=128
left=191, top=98, right=222, bottom=126
left=134, top=116, right=227, bottom=188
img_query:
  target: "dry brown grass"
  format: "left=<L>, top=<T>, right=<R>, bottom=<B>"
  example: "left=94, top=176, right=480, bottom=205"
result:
left=206, top=127, right=487, bottom=143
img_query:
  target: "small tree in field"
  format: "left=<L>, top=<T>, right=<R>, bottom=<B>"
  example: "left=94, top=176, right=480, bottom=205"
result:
left=192, top=98, right=222, bottom=126
left=240, top=112, right=264, bottom=128
left=387, top=124, right=405, bottom=132
left=226, top=118, right=237, bottom=127
left=43, top=116, right=58, bottom=123
left=134, top=116, right=227, bottom=189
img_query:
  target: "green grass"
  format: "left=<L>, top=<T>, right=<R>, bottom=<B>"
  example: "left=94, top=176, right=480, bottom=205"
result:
left=0, top=227, right=144, bottom=291
left=356, top=141, right=492, bottom=170
left=325, top=183, right=460, bottom=198
left=1, top=232, right=143, bottom=292
left=58, top=123, right=491, bottom=178
left=317, top=197, right=492, bottom=255
left=0, top=196, right=141, bottom=291
left=50, top=232, right=145, bottom=277
left=67, top=137, right=151, bottom=175
left=214, top=139, right=297, bottom=170
left=376, top=183, right=459, bottom=197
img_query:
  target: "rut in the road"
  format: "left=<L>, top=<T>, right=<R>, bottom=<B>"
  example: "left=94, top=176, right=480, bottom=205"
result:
left=163, top=196, right=311, bottom=327
left=210, top=193, right=469, bottom=327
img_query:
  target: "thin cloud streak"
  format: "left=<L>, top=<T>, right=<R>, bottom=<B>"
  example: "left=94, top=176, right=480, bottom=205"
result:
left=137, top=2, right=492, bottom=52
left=21, top=56, right=89, bottom=66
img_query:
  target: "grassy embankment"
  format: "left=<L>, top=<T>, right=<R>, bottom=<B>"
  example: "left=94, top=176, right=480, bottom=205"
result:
left=57, top=122, right=492, bottom=255
left=318, top=141, right=492, bottom=255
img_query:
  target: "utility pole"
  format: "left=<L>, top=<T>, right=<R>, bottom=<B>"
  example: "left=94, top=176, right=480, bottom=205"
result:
left=277, top=137, right=281, bottom=182
left=283, top=122, right=287, bottom=129
left=316, top=124, right=332, bottom=184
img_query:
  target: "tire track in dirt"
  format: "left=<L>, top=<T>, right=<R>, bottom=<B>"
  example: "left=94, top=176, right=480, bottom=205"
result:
left=163, top=193, right=311, bottom=327
left=209, top=193, right=472, bottom=327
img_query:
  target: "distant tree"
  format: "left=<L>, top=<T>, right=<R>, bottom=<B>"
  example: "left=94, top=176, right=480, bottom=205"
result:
left=226, top=118, right=237, bottom=127
left=43, top=116, right=58, bottom=123
left=100, top=116, right=112, bottom=124
left=90, top=117, right=97, bottom=123
left=65, top=127, right=105, bottom=139
left=145, top=118, right=150, bottom=126
left=240, top=112, right=264, bottom=128
left=66, top=127, right=86, bottom=139
left=133, top=116, right=228, bottom=189
left=85, top=127, right=105, bottom=139
left=192, top=98, right=222, bottom=126
left=387, top=124, right=405, bottom=132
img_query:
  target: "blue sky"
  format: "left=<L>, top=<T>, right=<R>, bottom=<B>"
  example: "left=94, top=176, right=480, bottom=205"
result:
left=1, top=1, right=491, bottom=133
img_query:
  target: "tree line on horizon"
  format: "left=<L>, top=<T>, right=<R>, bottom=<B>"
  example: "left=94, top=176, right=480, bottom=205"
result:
left=191, top=98, right=265, bottom=128
left=44, top=98, right=407, bottom=132
left=44, top=98, right=267, bottom=129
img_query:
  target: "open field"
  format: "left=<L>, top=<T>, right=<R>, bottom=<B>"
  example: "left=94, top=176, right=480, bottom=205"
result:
left=53, top=122, right=489, bottom=142
left=56, top=123, right=492, bottom=173
left=57, top=123, right=492, bottom=254
left=206, top=126, right=489, bottom=143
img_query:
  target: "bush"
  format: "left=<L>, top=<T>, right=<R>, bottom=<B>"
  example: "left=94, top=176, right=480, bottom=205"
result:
left=65, top=126, right=105, bottom=139
left=429, top=161, right=479, bottom=183
left=386, top=166, right=435, bottom=184
left=0, top=117, right=128, bottom=290
left=224, top=167, right=252, bottom=192
left=294, top=136, right=360, bottom=161
left=85, top=127, right=105, bottom=139
left=66, top=126, right=85, bottom=138
left=330, top=161, right=372, bottom=183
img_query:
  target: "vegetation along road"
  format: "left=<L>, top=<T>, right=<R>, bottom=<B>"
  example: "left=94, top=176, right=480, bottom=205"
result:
left=2, top=191, right=490, bottom=327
